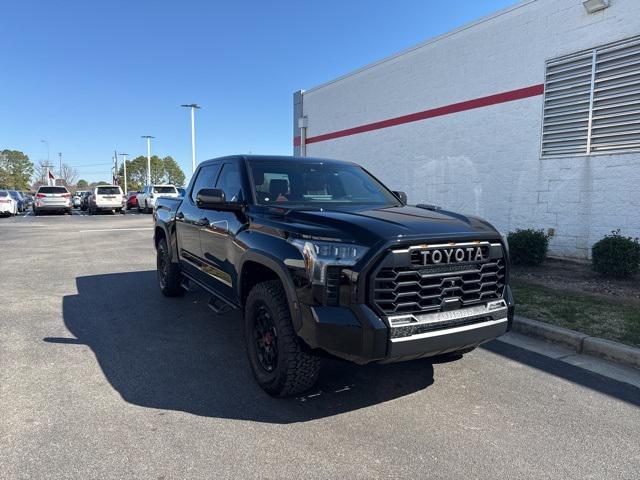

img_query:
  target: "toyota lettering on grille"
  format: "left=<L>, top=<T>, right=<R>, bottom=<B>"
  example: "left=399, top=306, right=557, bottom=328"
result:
left=418, top=246, right=485, bottom=266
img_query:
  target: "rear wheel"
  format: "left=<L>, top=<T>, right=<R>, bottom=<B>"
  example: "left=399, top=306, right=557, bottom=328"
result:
left=244, top=280, right=320, bottom=397
left=144, top=201, right=150, bottom=214
left=156, top=237, right=184, bottom=297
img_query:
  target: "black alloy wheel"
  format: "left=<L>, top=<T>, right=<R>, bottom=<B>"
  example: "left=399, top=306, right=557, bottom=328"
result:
left=253, top=303, right=278, bottom=372
left=156, top=237, right=184, bottom=296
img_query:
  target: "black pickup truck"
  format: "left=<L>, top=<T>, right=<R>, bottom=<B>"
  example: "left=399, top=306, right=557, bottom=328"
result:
left=154, top=155, right=514, bottom=396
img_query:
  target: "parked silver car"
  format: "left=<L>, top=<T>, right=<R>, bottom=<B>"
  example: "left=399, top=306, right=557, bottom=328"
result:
left=33, top=186, right=73, bottom=215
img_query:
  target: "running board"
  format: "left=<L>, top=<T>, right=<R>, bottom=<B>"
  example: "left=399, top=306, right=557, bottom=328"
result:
left=207, top=296, right=233, bottom=315
left=180, top=277, right=195, bottom=292
left=181, top=272, right=239, bottom=314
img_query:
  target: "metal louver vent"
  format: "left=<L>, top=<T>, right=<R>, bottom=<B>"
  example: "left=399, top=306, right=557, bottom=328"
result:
left=542, top=35, right=640, bottom=157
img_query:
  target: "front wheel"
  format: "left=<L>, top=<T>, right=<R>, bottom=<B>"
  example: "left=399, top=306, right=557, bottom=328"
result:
left=244, top=280, right=320, bottom=397
left=156, top=237, right=184, bottom=297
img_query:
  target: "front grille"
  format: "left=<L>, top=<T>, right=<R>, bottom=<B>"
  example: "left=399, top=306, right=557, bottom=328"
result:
left=371, top=244, right=506, bottom=316
left=325, top=266, right=341, bottom=306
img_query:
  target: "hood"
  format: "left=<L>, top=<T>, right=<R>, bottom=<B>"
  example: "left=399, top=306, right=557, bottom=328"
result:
left=258, top=205, right=500, bottom=247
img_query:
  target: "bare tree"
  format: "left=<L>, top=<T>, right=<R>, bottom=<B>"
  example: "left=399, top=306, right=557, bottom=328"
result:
left=59, top=163, right=79, bottom=187
left=33, top=160, right=53, bottom=185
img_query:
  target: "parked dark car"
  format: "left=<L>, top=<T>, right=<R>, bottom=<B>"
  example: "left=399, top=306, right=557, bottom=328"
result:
left=21, top=193, right=34, bottom=210
left=154, top=155, right=514, bottom=397
left=80, top=191, right=92, bottom=211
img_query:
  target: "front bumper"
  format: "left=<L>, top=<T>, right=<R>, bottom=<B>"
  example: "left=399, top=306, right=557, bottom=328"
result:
left=297, top=285, right=514, bottom=364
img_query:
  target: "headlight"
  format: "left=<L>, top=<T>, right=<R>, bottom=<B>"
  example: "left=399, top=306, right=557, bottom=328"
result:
left=289, top=238, right=368, bottom=284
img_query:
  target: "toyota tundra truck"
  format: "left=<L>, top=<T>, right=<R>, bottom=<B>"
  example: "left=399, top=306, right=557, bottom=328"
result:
left=154, top=155, right=514, bottom=396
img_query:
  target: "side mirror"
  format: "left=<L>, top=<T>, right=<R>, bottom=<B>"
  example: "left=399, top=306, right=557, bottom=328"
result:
left=196, top=188, right=244, bottom=211
left=392, top=191, right=408, bottom=204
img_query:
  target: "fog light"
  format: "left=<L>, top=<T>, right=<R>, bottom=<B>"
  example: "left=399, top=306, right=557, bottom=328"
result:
left=583, top=0, right=610, bottom=14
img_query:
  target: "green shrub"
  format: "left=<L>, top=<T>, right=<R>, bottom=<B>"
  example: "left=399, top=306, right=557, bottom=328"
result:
left=507, top=229, right=549, bottom=266
left=592, top=230, right=640, bottom=279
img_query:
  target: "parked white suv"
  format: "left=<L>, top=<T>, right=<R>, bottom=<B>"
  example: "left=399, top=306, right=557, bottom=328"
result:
left=33, top=186, right=73, bottom=215
left=88, top=185, right=125, bottom=214
left=137, top=185, right=179, bottom=213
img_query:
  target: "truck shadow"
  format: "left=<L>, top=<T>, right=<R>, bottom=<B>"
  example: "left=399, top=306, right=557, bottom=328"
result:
left=46, top=271, right=439, bottom=423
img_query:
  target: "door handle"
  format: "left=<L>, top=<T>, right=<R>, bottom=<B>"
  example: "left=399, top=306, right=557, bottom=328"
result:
left=198, top=217, right=209, bottom=227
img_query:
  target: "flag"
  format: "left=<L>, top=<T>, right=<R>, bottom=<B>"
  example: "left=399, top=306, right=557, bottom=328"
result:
left=48, top=169, right=55, bottom=186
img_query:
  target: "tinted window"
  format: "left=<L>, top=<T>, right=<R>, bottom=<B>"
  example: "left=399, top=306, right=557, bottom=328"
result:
left=215, top=163, right=244, bottom=202
left=153, top=186, right=177, bottom=194
left=0, top=191, right=8, bottom=197
left=38, top=186, right=68, bottom=194
left=190, top=164, right=221, bottom=203
left=248, top=161, right=399, bottom=207
left=97, top=187, right=121, bottom=195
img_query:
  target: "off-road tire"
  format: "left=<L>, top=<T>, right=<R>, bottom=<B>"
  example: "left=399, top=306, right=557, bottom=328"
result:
left=244, top=280, right=320, bottom=397
left=156, top=237, right=184, bottom=297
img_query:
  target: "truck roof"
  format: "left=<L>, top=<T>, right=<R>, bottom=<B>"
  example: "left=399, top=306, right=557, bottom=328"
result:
left=199, top=154, right=357, bottom=167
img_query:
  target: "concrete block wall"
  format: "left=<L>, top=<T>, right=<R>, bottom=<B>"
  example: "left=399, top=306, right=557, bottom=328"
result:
left=295, top=0, right=640, bottom=259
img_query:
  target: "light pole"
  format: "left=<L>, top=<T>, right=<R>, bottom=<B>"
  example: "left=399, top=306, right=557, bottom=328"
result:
left=58, top=152, right=62, bottom=185
left=141, top=135, right=154, bottom=186
left=41, top=139, right=50, bottom=163
left=118, top=153, right=129, bottom=195
left=40, top=140, right=52, bottom=183
left=181, top=103, right=200, bottom=174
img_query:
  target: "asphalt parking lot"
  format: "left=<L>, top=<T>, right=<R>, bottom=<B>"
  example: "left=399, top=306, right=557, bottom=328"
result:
left=1, top=213, right=639, bottom=479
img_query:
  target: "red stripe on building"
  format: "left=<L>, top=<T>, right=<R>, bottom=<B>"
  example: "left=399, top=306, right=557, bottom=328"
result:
left=294, top=84, right=544, bottom=146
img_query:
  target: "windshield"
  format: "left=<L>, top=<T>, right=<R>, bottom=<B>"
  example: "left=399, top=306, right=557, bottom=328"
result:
left=153, top=186, right=177, bottom=194
left=97, top=187, right=121, bottom=195
left=248, top=161, right=400, bottom=208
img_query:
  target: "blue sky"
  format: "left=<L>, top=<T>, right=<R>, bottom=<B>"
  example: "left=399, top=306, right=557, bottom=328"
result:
left=1, top=0, right=519, bottom=183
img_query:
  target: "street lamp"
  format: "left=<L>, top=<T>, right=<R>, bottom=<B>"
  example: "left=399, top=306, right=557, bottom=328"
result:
left=181, top=103, right=200, bottom=174
left=118, top=153, right=129, bottom=195
left=141, top=135, right=154, bottom=186
left=58, top=152, right=62, bottom=185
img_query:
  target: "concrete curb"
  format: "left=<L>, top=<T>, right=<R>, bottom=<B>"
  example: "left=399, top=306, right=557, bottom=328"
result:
left=512, top=316, right=640, bottom=370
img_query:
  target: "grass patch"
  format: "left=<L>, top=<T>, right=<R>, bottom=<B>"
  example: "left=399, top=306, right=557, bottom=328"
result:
left=512, top=279, right=640, bottom=348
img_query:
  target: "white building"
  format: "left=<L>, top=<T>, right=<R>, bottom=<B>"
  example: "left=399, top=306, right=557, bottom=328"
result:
left=293, top=0, right=640, bottom=259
